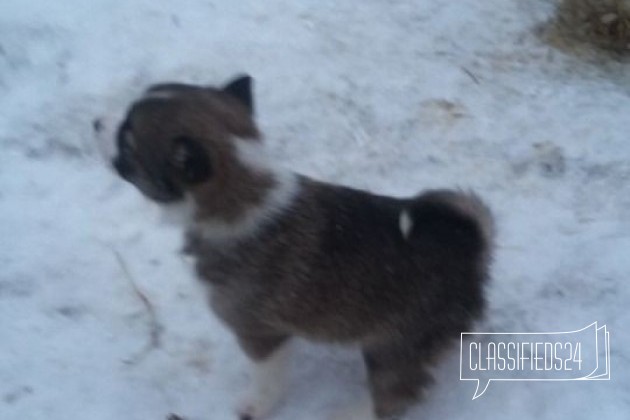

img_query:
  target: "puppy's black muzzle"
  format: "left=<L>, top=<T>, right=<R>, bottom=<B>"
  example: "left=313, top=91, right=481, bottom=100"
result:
left=112, top=156, right=183, bottom=203
left=112, top=156, right=134, bottom=180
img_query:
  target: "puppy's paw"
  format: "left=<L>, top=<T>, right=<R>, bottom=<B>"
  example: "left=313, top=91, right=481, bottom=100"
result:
left=236, top=383, right=285, bottom=420
left=235, top=341, right=291, bottom=419
left=328, top=396, right=378, bottom=420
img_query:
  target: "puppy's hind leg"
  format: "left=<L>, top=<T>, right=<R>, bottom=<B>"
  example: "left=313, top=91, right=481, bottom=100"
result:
left=236, top=334, right=291, bottom=420
left=328, top=393, right=378, bottom=420
left=362, top=339, right=434, bottom=419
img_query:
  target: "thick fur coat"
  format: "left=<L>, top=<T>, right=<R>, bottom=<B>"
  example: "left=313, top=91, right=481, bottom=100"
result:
left=107, top=76, right=494, bottom=419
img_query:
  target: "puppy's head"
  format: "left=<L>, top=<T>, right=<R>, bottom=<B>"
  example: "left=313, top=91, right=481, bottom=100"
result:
left=111, top=75, right=258, bottom=203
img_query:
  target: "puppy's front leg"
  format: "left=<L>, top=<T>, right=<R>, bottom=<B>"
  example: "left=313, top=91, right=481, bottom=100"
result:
left=236, top=334, right=291, bottom=420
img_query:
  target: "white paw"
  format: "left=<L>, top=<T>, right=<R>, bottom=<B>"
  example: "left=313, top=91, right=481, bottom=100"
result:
left=236, top=345, right=291, bottom=420
left=329, top=395, right=377, bottom=420
left=237, top=384, right=284, bottom=420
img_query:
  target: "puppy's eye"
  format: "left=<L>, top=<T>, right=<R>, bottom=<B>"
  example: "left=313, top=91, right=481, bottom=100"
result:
left=121, top=131, right=137, bottom=154
left=116, top=120, right=137, bottom=155
left=169, top=136, right=212, bottom=185
left=171, top=142, right=188, bottom=169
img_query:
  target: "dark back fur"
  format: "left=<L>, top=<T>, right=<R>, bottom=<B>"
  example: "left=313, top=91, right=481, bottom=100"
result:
left=186, top=177, right=490, bottom=347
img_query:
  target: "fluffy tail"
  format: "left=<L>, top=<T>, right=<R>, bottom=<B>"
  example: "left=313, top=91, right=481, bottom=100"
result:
left=411, top=189, right=495, bottom=253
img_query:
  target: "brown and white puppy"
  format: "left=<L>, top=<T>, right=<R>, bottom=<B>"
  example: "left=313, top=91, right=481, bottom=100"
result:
left=107, top=75, right=494, bottom=420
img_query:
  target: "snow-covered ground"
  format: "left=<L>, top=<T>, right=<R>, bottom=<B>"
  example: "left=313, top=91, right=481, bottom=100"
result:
left=1, top=1, right=629, bottom=419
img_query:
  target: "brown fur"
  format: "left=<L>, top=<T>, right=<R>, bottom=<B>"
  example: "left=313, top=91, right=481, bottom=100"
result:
left=109, top=77, right=494, bottom=419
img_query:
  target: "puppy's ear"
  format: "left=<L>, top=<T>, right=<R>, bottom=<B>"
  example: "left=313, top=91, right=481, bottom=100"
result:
left=169, top=137, right=212, bottom=185
left=222, top=75, right=254, bottom=115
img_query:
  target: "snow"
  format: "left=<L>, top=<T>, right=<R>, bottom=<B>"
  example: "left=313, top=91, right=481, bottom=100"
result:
left=1, top=0, right=628, bottom=419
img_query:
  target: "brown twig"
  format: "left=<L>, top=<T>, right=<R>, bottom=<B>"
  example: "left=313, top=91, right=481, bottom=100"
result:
left=461, top=66, right=480, bottom=85
left=113, top=249, right=163, bottom=364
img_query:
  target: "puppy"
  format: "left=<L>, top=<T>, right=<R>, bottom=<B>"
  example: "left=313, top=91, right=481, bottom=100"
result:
left=108, top=75, right=494, bottom=419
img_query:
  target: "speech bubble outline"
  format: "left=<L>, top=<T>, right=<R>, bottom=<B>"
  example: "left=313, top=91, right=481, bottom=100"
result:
left=584, top=324, right=610, bottom=380
left=460, top=322, right=611, bottom=399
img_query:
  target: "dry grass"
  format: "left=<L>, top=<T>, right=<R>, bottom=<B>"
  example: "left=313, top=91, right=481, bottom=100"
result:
left=544, top=0, right=630, bottom=54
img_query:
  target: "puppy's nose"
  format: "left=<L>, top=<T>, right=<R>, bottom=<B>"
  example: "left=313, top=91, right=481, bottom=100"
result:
left=112, top=156, right=134, bottom=179
left=92, top=118, right=104, bottom=133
